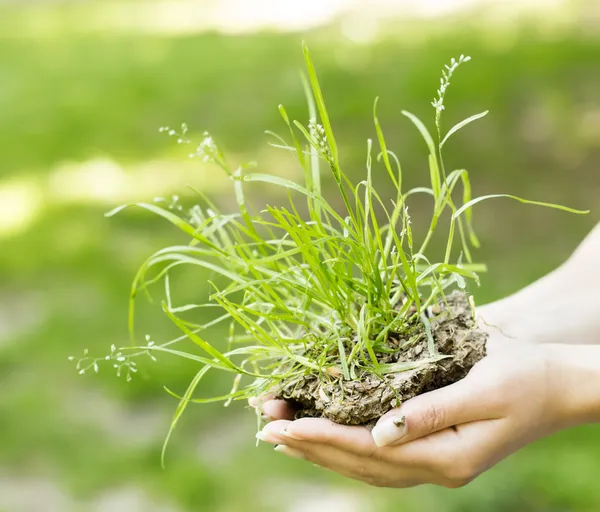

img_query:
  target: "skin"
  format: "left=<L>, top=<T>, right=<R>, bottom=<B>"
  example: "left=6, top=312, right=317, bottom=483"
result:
left=251, top=223, right=600, bottom=488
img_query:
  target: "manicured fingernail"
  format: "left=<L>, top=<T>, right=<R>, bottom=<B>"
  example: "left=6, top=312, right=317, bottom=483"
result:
left=256, top=431, right=278, bottom=444
left=274, top=445, right=304, bottom=459
left=249, top=397, right=259, bottom=408
left=372, top=415, right=407, bottom=447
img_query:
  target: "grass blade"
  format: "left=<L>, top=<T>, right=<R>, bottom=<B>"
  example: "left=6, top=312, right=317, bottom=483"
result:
left=161, top=366, right=210, bottom=467
left=401, top=110, right=437, bottom=158
left=453, top=194, right=589, bottom=219
left=440, top=111, right=489, bottom=148
left=302, top=42, right=339, bottom=168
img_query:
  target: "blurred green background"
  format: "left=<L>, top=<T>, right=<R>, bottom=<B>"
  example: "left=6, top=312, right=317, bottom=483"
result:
left=1, top=0, right=599, bottom=510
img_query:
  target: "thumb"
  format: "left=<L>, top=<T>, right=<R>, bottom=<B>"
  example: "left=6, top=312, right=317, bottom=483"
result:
left=371, top=376, right=498, bottom=447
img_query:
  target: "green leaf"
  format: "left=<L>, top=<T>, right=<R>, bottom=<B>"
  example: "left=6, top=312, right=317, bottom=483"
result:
left=164, top=305, right=245, bottom=373
left=245, top=173, right=310, bottom=197
left=440, top=111, right=489, bottom=148
left=164, top=386, right=248, bottom=405
left=453, top=194, right=589, bottom=219
left=421, top=314, right=436, bottom=356
left=244, top=173, right=348, bottom=228
left=458, top=170, right=480, bottom=248
left=428, top=154, right=441, bottom=199
left=403, top=187, right=434, bottom=200
left=300, top=72, right=322, bottom=202
left=106, top=203, right=197, bottom=239
left=161, top=366, right=210, bottom=467
left=302, top=42, right=339, bottom=167
left=401, top=110, right=437, bottom=157
left=379, top=355, right=451, bottom=374
left=416, top=262, right=480, bottom=284
left=277, top=105, right=307, bottom=170
left=373, top=97, right=399, bottom=189
left=337, top=338, right=351, bottom=380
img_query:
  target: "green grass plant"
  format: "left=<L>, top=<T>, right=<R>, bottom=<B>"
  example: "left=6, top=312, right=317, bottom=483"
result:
left=72, top=44, right=587, bottom=464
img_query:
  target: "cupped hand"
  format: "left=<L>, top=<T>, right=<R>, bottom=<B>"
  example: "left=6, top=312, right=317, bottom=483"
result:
left=251, top=334, right=571, bottom=488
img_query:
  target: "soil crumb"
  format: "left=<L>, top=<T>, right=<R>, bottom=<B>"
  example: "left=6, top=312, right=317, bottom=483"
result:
left=276, top=291, right=487, bottom=425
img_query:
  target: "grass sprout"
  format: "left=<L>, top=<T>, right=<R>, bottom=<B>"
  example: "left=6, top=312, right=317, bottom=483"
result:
left=72, top=44, right=588, bottom=465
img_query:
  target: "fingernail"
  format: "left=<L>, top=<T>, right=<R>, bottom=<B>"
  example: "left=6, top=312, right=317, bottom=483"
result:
left=249, top=397, right=259, bottom=408
left=274, top=445, right=304, bottom=459
left=256, top=431, right=278, bottom=444
left=261, top=414, right=273, bottom=423
left=372, top=415, right=407, bottom=447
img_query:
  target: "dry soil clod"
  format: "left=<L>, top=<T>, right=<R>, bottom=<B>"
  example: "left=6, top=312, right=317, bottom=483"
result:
left=277, top=291, right=487, bottom=426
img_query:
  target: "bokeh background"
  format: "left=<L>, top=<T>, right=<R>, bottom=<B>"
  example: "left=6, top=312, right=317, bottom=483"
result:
left=1, top=0, right=599, bottom=510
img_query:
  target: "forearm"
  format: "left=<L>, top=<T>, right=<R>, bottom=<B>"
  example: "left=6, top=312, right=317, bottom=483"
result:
left=482, top=223, right=600, bottom=345
left=546, top=344, right=600, bottom=427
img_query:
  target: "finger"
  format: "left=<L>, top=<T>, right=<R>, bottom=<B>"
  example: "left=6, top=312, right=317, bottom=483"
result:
left=444, top=419, right=511, bottom=474
left=294, top=440, right=435, bottom=488
left=262, top=399, right=296, bottom=421
left=262, top=419, right=432, bottom=473
left=258, top=420, right=438, bottom=487
left=372, top=374, right=503, bottom=447
left=256, top=419, right=293, bottom=444
left=273, top=436, right=426, bottom=488
left=278, top=418, right=377, bottom=457
left=259, top=419, right=376, bottom=458
left=248, top=394, right=274, bottom=408
left=393, top=419, right=512, bottom=486
left=256, top=421, right=357, bottom=470
left=248, top=395, right=296, bottom=421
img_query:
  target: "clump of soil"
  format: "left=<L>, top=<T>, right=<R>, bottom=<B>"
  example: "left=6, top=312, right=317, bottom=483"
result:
left=276, top=291, right=487, bottom=425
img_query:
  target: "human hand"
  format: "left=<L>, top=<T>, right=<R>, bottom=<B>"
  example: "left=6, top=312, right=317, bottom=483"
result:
left=252, top=338, right=598, bottom=488
left=250, top=224, right=600, bottom=487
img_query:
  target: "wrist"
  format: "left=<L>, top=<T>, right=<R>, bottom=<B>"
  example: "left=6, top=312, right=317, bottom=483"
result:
left=481, top=265, right=600, bottom=345
left=543, top=344, right=600, bottom=429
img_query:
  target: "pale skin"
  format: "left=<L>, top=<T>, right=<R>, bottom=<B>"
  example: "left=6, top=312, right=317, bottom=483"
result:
left=251, top=222, right=600, bottom=488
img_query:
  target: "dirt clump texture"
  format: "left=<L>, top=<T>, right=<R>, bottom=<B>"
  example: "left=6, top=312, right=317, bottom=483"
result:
left=277, top=291, right=487, bottom=425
